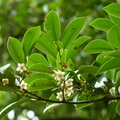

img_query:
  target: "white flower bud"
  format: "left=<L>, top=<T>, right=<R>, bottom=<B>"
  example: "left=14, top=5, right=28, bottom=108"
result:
left=2, top=78, right=9, bottom=86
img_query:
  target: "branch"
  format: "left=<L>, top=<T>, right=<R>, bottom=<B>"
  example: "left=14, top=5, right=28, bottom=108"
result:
left=24, top=90, right=120, bottom=104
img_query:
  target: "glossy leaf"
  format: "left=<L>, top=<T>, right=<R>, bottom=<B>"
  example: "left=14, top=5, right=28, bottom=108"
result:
left=27, top=53, right=48, bottom=67
left=44, top=10, right=61, bottom=41
left=108, top=24, right=120, bottom=48
left=107, top=102, right=117, bottom=119
left=115, top=71, right=120, bottom=90
left=97, top=58, right=120, bottom=74
left=116, top=102, right=120, bottom=115
left=43, top=103, right=60, bottom=113
left=24, top=73, right=54, bottom=84
left=0, top=98, right=29, bottom=119
left=109, top=14, right=120, bottom=24
left=62, top=17, right=87, bottom=48
left=103, top=3, right=120, bottom=18
left=28, top=78, right=56, bottom=91
left=78, top=65, right=99, bottom=74
left=76, top=94, right=92, bottom=110
left=66, top=36, right=91, bottom=60
left=107, top=50, right=120, bottom=58
left=0, top=64, right=10, bottom=74
left=36, top=33, right=58, bottom=58
left=84, top=39, right=113, bottom=53
left=28, top=63, right=53, bottom=74
left=47, top=55, right=57, bottom=68
left=90, top=18, right=114, bottom=31
left=7, top=37, right=25, bottom=63
left=22, top=26, right=41, bottom=56
left=0, top=82, right=19, bottom=92
left=94, top=52, right=111, bottom=67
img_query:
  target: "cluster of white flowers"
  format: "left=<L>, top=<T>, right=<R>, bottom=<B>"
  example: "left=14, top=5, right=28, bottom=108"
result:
left=2, top=78, right=9, bottom=86
left=52, top=70, right=74, bottom=101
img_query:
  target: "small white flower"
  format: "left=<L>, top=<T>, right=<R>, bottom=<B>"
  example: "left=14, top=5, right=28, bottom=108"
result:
left=19, top=81, right=28, bottom=90
left=109, top=87, right=115, bottom=96
left=65, top=79, right=73, bottom=86
left=52, top=70, right=65, bottom=81
left=16, top=63, right=27, bottom=73
left=65, top=87, right=74, bottom=96
left=56, top=91, right=63, bottom=101
left=2, top=78, right=9, bottom=86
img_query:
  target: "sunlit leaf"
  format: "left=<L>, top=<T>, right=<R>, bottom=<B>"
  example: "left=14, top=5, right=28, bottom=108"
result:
left=36, top=33, right=58, bottom=58
left=62, top=17, right=87, bottom=48
left=78, top=65, right=99, bottom=74
left=108, top=24, right=120, bottom=48
left=107, top=50, right=120, bottom=58
left=109, top=14, right=120, bottom=24
left=66, top=36, right=91, bottom=60
left=28, top=78, right=56, bottom=91
left=44, top=10, right=61, bottom=41
left=22, top=26, right=41, bottom=56
left=28, top=63, right=53, bottom=74
left=84, top=39, right=113, bottom=53
left=27, top=53, right=48, bottom=67
left=90, top=18, right=114, bottom=31
left=97, top=58, right=120, bottom=74
left=7, top=37, right=25, bottom=63
left=0, top=64, right=10, bottom=74
left=43, top=103, right=60, bottom=113
left=24, top=73, right=54, bottom=84
left=103, top=3, right=120, bottom=18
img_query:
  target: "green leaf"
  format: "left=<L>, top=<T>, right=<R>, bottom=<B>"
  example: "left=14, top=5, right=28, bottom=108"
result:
left=84, top=39, right=113, bottom=53
left=108, top=24, right=120, bottom=48
left=67, top=59, right=74, bottom=71
left=0, top=98, right=29, bottom=119
left=43, top=103, right=60, bottom=113
left=109, top=14, right=120, bottom=24
left=66, top=36, right=91, bottom=60
left=27, top=53, right=48, bottom=67
left=28, top=78, right=56, bottom=91
left=47, top=55, right=57, bottom=68
left=76, top=94, right=92, bottom=110
left=28, top=63, right=53, bottom=74
left=116, top=102, right=120, bottom=115
left=24, top=73, right=54, bottom=84
left=97, top=58, right=120, bottom=74
left=94, top=52, right=111, bottom=67
left=7, top=37, right=25, bottom=63
left=62, top=17, right=87, bottom=49
left=44, top=10, right=61, bottom=41
left=115, top=71, right=120, bottom=90
left=0, top=64, right=10, bottom=74
left=107, top=102, right=117, bottom=119
left=103, top=3, right=120, bottom=18
left=107, top=50, right=120, bottom=58
left=90, top=18, right=114, bottom=31
left=0, top=83, right=19, bottom=92
left=36, top=33, right=58, bottom=58
left=78, top=65, right=99, bottom=74
left=22, top=26, right=41, bottom=56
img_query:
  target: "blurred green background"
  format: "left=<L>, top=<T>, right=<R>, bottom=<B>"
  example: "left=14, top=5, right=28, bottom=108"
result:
left=0, top=0, right=120, bottom=120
